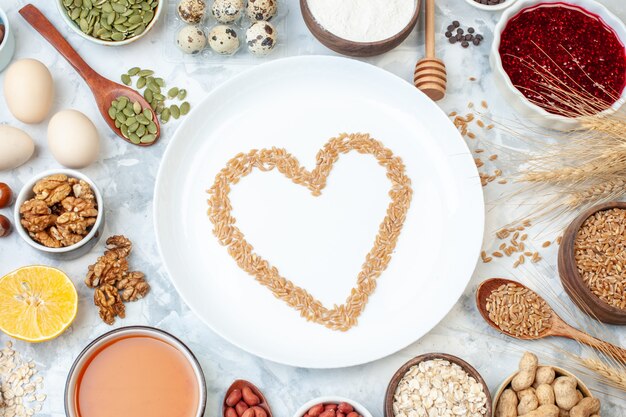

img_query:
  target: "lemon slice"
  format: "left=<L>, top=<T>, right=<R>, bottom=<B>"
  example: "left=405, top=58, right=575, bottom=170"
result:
left=0, top=266, right=78, bottom=342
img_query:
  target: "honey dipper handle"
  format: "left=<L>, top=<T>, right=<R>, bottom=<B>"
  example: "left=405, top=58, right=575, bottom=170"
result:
left=425, top=0, right=436, bottom=58
left=19, top=4, right=100, bottom=83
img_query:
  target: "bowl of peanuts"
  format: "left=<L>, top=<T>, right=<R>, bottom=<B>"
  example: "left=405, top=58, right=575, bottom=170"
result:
left=293, top=397, right=373, bottom=417
left=493, top=352, right=600, bottom=417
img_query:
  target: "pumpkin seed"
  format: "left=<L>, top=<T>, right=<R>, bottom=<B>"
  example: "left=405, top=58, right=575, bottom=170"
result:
left=129, top=133, right=141, bottom=144
left=177, top=89, right=187, bottom=100
left=128, top=122, right=139, bottom=133
left=167, top=87, right=179, bottom=98
left=133, top=101, right=142, bottom=114
left=137, top=69, right=154, bottom=77
left=121, top=74, right=132, bottom=85
left=161, top=108, right=170, bottom=122
left=136, top=77, right=146, bottom=89
left=180, top=102, right=190, bottom=115
left=155, top=78, right=165, bottom=88
left=128, top=67, right=140, bottom=76
left=116, top=112, right=127, bottom=123
left=111, top=32, right=125, bottom=41
left=147, top=121, right=157, bottom=134
left=140, top=134, right=156, bottom=144
left=136, top=114, right=150, bottom=125
left=108, top=107, right=117, bottom=119
left=144, top=89, right=153, bottom=102
left=122, top=107, right=135, bottom=117
left=136, top=124, right=146, bottom=136
left=121, top=124, right=129, bottom=138
left=115, top=119, right=121, bottom=129
left=142, top=108, right=153, bottom=119
left=170, top=105, right=180, bottom=119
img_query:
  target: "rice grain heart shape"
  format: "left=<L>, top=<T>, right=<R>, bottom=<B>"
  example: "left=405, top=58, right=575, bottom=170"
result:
left=207, top=133, right=413, bottom=331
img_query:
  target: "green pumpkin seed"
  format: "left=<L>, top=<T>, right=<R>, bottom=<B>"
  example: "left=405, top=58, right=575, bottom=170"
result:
left=102, top=3, right=113, bottom=13
left=180, top=102, right=190, bottom=115
left=136, top=114, right=150, bottom=125
left=125, top=116, right=136, bottom=127
left=111, top=32, right=125, bottom=41
left=121, top=124, right=129, bottom=138
left=128, top=122, right=139, bottom=133
left=136, top=124, right=146, bottom=136
left=140, top=134, right=156, bottom=144
left=122, top=107, right=134, bottom=117
left=167, top=87, right=179, bottom=98
left=155, top=78, right=165, bottom=88
left=111, top=3, right=126, bottom=13
left=129, top=133, right=141, bottom=144
left=170, top=105, right=180, bottom=119
left=153, top=93, right=165, bottom=101
left=116, top=112, right=127, bottom=123
left=177, top=89, right=187, bottom=100
left=128, top=67, right=140, bottom=76
left=74, top=0, right=82, bottom=7
left=108, top=107, right=117, bottom=119
left=115, top=119, right=121, bottom=128
left=142, top=108, right=153, bottom=119
left=64, top=0, right=73, bottom=7
left=121, top=74, right=131, bottom=85
left=137, top=69, right=154, bottom=77
left=142, top=10, right=154, bottom=23
left=147, top=121, right=157, bottom=134
left=144, top=89, right=153, bottom=102
left=147, top=82, right=160, bottom=94
left=137, top=77, right=147, bottom=89
left=133, top=101, right=142, bottom=114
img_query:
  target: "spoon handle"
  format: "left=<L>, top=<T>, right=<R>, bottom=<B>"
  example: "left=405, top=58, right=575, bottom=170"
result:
left=564, top=325, right=626, bottom=364
left=19, top=4, right=101, bottom=83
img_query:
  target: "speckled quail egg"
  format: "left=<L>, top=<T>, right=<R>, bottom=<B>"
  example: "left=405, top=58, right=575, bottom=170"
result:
left=177, top=0, right=206, bottom=24
left=246, top=0, right=277, bottom=21
left=246, top=21, right=277, bottom=56
left=176, top=25, right=207, bottom=54
left=211, top=0, right=244, bottom=23
left=208, top=25, right=240, bottom=55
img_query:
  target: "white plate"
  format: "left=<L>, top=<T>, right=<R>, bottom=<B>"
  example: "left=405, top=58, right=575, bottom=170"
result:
left=154, top=56, right=484, bottom=368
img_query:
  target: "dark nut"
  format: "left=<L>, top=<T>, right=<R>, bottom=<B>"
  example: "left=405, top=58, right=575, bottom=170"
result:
left=226, top=389, right=243, bottom=407
left=236, top=401, right=249, bottom=416
left=319, top=410, right=336, bottom=417
left=308, top=404, right=324, bottom=417
left=338, top=403, right=353, bottom=414
left=225, top=407, right=238, bottom=417
left=242, top=386, right=260, bottom=406
left=0, top=183, right=12, bottom=208
left=253, top=406, right=267, bottom=417
left=241, top=408, right=256, bottom=417
left=0, top=215, right=11, bottom=237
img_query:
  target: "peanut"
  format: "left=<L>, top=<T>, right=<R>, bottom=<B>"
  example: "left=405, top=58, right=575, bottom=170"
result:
left=570, top=397, right=600, bottom=417
left=518, top=404, right=559, bottom=417
left=518, top=388, right=539, bottom=415
left=338, top=403, right=354, bottom=414
left=325, top=404, right=338, bottom=411
left=346, top=412, right=359, bottom=417
left=337, top=413, right=345, bottom=417
left=319, top=410, right=335, bottom=417
left=533, top=367, right=556, bottom=387
left=241, top=408, right=256, bottom=417
left=226, top=389, right=243, bottom=407
left=305, top=403, right=361, bottom=417
left=536, top=384, right=555, bottom=406
left=308, top=404, right=324, bottom=417
left=559, top=409, right=569, bottom=417
left=226, top=408, right=238, bottom=417
left=512, top=352, right=539, bottom=391
left=496, top=388, right=518, bottom=417
left=253, top=406, right=268, bottom=417
left=242, top=387, right=260, bottom=406
left=553, top=377, right=579, bottom=411
left=236, top=401, right=249, bottom=416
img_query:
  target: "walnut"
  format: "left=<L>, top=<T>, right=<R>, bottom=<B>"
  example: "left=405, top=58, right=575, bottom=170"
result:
left=94, top=284, right=126, bottom=325
left=117, top=271, right=150, bottom=302
left=49, top=225, right=84, bottom=247
left=30, top=230, right=62, bottom=248
left=69, top=178, right=96, bottom=202
left=33, top=174, right=72, bottom=205
left=85, top=251, right=129, bottom=288
left=105, top=235, right=132, bottom=258
left=19, top=200, right=57, bottom=233
left=56, top=211, right=97, bottom=235
left=61, top=197, right=98, bottom=218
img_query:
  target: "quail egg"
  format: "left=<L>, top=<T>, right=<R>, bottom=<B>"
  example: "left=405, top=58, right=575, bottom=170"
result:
left=246, top=0, right=277, bottom=22
left=176, top=25, right=207, bottom=54
left=246, top=21, right=277, bottom=56
left=177, top=0, right=206, bottom=24
left=208, top=25, right=240, bottom=55
left=211, top=0, right=244, bottom=23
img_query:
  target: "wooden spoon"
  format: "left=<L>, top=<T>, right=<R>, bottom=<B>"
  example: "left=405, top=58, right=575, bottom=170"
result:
left=223, top=379, right=273, bottom=417
left=413, top=0, right=446, bottom=101
left=18, top=4, right=160, bottom=146
left=477, top=278, right=626, bottom=363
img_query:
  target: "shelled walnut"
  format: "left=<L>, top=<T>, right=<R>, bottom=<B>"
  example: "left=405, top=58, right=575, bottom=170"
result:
left=86, top=235, right=149, bottom=324
left=19, top=174, right=98, bottom=248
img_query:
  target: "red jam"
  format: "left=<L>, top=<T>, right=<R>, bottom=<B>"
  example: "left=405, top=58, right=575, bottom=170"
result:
left=499, top=3, right=626, bottom=116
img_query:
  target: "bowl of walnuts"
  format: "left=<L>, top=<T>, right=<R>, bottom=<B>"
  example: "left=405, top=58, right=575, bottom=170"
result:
left=14, top=169, right=104, bottom=260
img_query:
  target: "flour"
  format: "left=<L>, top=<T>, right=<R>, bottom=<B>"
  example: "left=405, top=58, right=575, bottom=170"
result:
left=307, top=0, right=416, bottom=43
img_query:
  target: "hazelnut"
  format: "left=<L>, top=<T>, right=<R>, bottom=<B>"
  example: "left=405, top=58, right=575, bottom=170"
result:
left=0, top=215, right=11, bottom=237
left=0, top=182, right=12, bottom=208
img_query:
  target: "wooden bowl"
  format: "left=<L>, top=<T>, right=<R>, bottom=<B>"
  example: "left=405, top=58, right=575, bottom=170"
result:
left=384, top=353, right=492, bottom=417
left=492, top=365, right=592, bottom=413
left=558, top=201, right=626, bottom=324
left=300, top=0, right=421, bottom=57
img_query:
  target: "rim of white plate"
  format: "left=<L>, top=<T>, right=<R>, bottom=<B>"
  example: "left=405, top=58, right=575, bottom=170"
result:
left=153, top=56, right=485, bottom=368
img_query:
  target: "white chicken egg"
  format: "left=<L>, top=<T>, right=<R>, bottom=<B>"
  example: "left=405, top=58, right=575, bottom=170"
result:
left=3, top=59, right=54, bottom=124
left=0, top=125, right=35, bottom=171
left=48, top=110, right=100, bottom=169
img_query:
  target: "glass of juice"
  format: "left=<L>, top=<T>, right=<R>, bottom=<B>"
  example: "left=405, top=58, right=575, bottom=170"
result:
left=65, top=326, right=207, bottom=417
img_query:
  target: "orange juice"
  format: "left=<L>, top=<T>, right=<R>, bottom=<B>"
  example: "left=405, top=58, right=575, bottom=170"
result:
left=75, top=335, right=200, bottom=417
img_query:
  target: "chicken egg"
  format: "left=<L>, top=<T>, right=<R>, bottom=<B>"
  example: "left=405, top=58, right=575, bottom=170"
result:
left=48, top=110, right=100, bottom=169
left=0, top=125, right=35, bottom=171
left=4, top=59, right=54, bottom=124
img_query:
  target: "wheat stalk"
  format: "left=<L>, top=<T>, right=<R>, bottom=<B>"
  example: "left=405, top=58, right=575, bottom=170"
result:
left=579, top=357, right=626, bottom=391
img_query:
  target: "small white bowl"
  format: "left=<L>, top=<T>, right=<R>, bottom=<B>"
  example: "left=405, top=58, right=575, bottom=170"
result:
left=0, top=6, right=16, bottom=72
left=293, top=397, right=373, bottom=417
left=55, top=0, right=164, bottom=46
left=13, top=169, right=104, bottom=260
left=465, top=0, right=518, bottom=12
left=490, top=0, right=626, bottom=130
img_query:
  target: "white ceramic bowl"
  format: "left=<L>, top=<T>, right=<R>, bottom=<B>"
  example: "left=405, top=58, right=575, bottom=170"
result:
left=13, top=169, right=104, bottom=260
left=293, top=397, right=373, bottom=417
left=490, top=0, right=626, bottom=130
left=464, top=0, right=518, bottom=12
left=55, top=0, right=163, bottom=46
left=65, top=326, right=207, bottom=417
left=0, top=6, right=16, bottom=72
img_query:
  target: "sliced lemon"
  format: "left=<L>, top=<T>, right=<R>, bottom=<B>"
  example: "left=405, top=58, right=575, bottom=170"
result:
left=0, top=266, right=78, bottom=342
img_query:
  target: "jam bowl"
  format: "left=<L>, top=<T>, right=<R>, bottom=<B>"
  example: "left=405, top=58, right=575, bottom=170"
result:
left=490, top=0, right=626, bottom=130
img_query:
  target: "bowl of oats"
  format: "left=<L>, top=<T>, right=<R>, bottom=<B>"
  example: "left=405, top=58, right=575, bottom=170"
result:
left=14, top=169, right=104, bottom=260
left=385, top=353, right=491, bottom=417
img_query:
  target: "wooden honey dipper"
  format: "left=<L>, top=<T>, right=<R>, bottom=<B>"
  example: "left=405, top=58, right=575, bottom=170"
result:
left=414, top=0, right=447, bottom=101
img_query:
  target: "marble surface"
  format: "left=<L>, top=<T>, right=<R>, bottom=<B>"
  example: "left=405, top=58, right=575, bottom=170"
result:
left=0, top=0, right=625, bottom=416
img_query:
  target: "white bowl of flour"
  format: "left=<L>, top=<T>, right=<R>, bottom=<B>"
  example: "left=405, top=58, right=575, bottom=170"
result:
left=301, top=0, right=421, bottom=57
